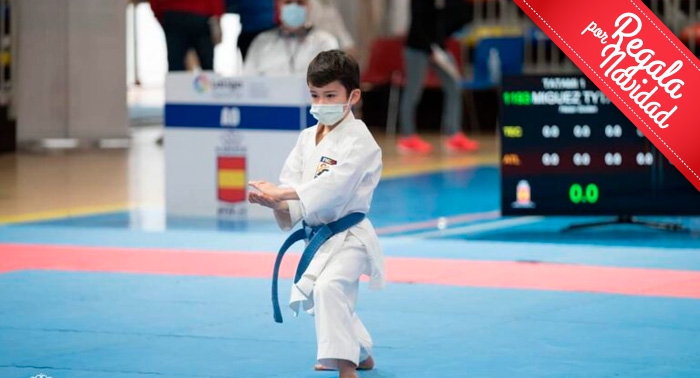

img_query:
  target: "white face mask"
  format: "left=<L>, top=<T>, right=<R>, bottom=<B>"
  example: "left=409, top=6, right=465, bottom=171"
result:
left=281, top=3, right=307, bottom=29
left=310, top=97, right=352, bottom=126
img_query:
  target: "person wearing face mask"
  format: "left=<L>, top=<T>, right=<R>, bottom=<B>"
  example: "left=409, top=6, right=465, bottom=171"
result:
left=242, top=0, right=339, bottom=76
left=247, top=50, right=383, bottom=378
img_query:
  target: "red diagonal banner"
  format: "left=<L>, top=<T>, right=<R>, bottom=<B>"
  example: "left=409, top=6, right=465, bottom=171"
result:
left=514, top=0, right=700, bottom=192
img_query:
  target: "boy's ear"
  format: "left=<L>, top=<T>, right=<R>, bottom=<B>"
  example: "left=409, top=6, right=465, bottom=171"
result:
left=349, top=89, right=362, bottom=105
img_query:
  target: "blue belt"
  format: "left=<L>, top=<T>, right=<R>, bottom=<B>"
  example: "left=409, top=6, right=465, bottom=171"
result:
left=271, top=212, right=365, bottom=323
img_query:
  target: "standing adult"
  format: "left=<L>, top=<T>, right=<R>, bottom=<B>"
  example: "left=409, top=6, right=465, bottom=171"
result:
left=398, top=0, right=478, bottom=154
left=149, top=0, right=225, bottom=71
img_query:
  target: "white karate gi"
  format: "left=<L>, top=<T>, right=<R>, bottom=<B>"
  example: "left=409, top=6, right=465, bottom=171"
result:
left=274, top=112, right=384, bottom=367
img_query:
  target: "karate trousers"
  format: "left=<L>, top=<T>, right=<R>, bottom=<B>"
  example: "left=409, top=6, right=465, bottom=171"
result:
left=313, top=233, right=373, bottom=368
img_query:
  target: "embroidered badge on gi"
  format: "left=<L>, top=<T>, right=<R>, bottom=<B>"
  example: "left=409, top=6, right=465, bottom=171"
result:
left=314, top=156, right=337, bottom=178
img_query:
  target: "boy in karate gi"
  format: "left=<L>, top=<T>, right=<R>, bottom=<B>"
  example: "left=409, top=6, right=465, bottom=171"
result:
left=248, top=49, right=384, bottom=378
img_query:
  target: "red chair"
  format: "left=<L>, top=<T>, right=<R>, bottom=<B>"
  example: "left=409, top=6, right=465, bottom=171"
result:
left=360, top=36, right=405, bottom=89
left=360, top=36, right=463, bottom=135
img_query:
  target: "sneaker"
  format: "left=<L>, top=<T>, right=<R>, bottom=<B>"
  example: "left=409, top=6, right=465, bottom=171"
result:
left=397, top=134, right=433, bottom=154
left=444, top=132, right=479, bottom=153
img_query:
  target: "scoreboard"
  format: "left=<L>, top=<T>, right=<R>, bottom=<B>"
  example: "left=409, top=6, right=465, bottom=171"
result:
left=499, top=74, right=700, bottom=216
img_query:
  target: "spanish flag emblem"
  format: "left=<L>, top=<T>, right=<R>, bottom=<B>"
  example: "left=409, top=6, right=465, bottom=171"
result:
left=217, top=156, right=246, bottom=203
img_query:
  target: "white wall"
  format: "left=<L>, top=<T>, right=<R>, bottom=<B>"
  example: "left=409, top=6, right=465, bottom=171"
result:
left=17, top=0, right=128, bottom=141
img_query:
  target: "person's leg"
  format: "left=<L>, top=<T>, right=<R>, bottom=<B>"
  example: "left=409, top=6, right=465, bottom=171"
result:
left=162, top=12, right=190, bottom=71
left=432, top=51, right=479, bottom=152
left=353, top=312, right=374, bottom=364
left=314, top=310, right=374, bottom=371
left=156, top=12, right=191, bottom=146
left=194, top=39, right=215, bottom=70
left=431, top=53, right=462, bottom=136
left=398, top=47, right=430, bottom=137
left=193, top=15, right=215, bottom=70
left=312, top=234, right=371, bottom=375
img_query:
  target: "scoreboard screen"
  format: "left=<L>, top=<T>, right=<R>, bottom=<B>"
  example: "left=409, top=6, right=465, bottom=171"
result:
left=499, top=74, right=700, bottom=216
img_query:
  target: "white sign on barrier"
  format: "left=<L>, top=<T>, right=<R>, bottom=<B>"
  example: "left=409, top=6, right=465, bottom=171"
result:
left=164, top=72, right=313, bottom=221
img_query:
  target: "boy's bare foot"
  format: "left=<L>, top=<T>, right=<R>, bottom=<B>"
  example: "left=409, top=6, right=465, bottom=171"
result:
left=314, top=355, right=374, bottom=371
left=338, top=360, right=358, bottom=378
left=359, top=355, right=374, bottom=370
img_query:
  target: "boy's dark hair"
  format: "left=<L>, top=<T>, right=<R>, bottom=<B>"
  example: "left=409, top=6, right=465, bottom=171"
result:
left=307, top=50, right=360, bottom=95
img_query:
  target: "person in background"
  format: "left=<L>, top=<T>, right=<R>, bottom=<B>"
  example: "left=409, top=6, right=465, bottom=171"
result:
left=309, top=0, right=357, bottom=57
left=149, top=0, right=225, bottom=71
left=149, top=0, right=225, bottom=146
left=243, top=0, right=338, bottom=76
left=226, top=0, right=278, bottom=60
left=398, top=0, right=479, bottom=154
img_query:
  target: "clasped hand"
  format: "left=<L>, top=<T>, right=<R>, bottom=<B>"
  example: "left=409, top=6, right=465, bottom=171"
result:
left=248, top=181, right=287, bottom=211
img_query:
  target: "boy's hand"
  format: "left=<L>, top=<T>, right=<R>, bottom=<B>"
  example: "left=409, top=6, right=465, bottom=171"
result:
left=249, top=181, right=285, bottom=200
left=248, top=191, right=286, bottom=211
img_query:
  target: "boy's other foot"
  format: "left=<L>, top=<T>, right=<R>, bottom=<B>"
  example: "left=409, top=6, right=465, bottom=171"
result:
left=397, top=134, right=433, bottom=154
left=338, top=360, right=358, bottom=378
left=444, top=132, right=479, bottom=153
left=314, top=356, right=374, bottom=371
left=359, top=355, right=374, bottom=370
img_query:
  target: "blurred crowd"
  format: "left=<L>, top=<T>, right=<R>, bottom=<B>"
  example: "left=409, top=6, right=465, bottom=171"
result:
left=143, top=0, right=700, bottom=153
